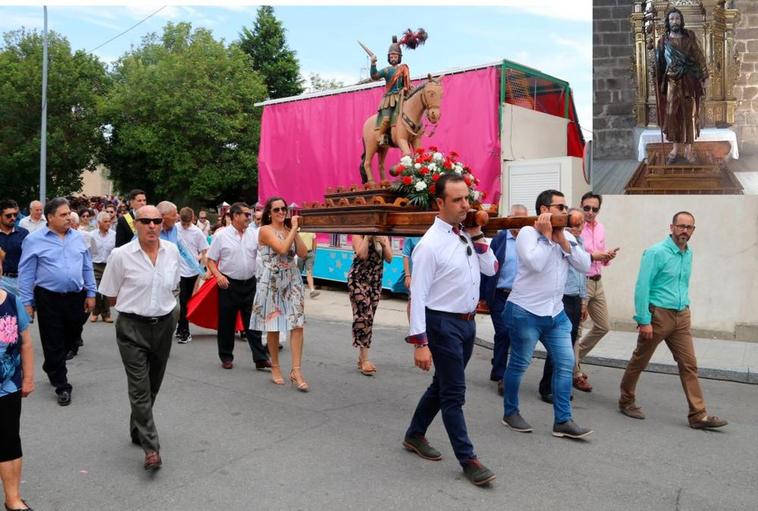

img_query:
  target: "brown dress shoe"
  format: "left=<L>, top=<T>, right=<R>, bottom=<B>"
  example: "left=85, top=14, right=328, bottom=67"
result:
left=619, top=403, right=646, bottom=420
left=690, top=415, right=728, bottom=429
left=573, top=373, right=593, bottom=392
left=221, top=360, right=233, bottom=370
left=144, top=450, right=162, bottom=471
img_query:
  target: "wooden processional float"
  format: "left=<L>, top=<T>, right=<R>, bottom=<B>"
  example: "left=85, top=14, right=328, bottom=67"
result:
left=298, top=183, right=583, bottom=237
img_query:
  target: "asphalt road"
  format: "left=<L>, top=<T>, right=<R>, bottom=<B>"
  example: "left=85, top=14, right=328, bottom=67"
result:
left=16, top=317, right=758, bottom=511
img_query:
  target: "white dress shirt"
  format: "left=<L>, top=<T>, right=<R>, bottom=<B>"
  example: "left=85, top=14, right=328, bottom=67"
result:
left=177, top=223, right=209, bottom=278
left=18, top=216, right=46, bottom=233
left=98, top=239, right=181, bottom=316
left=206, top=224, right=258, bottom=280
left=507, top=226, right=591, bottom=317
left=408, top=217, right=497, bottom=340
left=196, top=218, right=211, bottom=236
left=89, top=228, right=116, bottom=264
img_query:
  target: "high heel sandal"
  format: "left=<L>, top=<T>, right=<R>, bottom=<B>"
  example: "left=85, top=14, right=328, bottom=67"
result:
left=271, top=365, right=285, bottom=385
left=289, top=367, right=310, bottom=392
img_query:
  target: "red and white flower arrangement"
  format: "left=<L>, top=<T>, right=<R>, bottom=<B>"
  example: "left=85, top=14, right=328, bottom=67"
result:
left=389, top=147, right=484, bottom=209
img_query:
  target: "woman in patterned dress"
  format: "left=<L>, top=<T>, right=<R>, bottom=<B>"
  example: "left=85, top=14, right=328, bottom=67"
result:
left=348, top=235, right=393, bottom=375
left=0, top=249, right=35, bottom=511
left=251, top=198, right=309, bottom=391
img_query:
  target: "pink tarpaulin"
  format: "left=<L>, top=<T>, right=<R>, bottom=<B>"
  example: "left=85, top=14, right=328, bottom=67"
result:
left=258, top=67, right=501, bottom=206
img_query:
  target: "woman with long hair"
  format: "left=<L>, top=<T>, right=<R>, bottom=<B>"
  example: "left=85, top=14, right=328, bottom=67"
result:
left=251, top=198, right=309, bottom=391
left=0, top=249, right=35, bottom=511
left=348, top=235, right=392, bottom=375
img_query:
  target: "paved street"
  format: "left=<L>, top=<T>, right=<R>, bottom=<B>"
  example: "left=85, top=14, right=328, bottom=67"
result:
left=18, top=311, right=758, bottom=511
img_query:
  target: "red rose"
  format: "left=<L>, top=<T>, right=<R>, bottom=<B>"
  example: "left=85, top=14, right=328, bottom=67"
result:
left=429, top=184, right=436, bottom=194
left=402, top=176, right=413, bottom=185
left=415, top=147, right=425, bottom=155
left=481, top=191, right=487, bottom=199
left=463, top=175, right=472, bottom=186
left=420, top=167, right=429, bottom=175
left=389, top=165, right=401, bottom=177
left=429, top=145, right=438, bottom=152
left=431, top=173, right=441, bottom=182
left=449, top=151, right=459, bottom=160
left=443, top=160, right=453, bottom=170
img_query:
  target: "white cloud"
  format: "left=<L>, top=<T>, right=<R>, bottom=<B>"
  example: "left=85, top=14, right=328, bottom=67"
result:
left=494, top=0, right=591, bottom=22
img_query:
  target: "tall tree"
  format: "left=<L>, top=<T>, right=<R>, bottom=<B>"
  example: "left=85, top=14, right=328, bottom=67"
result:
left=99, top=22, right=267, bottom=205
left=239, top=6, right=303, bottom=99
left=0, top=29, right=107, bottom=205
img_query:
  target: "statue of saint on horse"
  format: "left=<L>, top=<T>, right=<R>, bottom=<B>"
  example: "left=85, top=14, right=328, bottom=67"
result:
left=359, top=30, right=441, bottom=184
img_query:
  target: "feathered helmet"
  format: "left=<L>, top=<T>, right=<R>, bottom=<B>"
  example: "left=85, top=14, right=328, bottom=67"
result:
left=387, top=28, right=428, bottom=63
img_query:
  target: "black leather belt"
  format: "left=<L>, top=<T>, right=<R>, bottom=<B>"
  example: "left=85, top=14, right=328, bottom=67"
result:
left=119, top=311, right=172, bottom=324
left=496, top=288, right=511, bottom=294
left=427, top=308, right=476, bottom=321
left=588, top=275, right=601, bottom=281
left=3, top=272, right=18, bottom=278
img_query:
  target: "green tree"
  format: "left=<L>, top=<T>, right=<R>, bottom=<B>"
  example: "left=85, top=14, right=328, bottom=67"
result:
left=306, top=72, right=345, bottom=92
left=239, top=6, right=303, bottom=99
left=99, top=22, right=267, bottom=205
left=0, top=29, right=107, bottom=205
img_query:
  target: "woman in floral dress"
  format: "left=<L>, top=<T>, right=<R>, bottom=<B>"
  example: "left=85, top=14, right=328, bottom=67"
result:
left=251, top=198, right=309, bottom=391
left=348, top=235, right=393, bottom=375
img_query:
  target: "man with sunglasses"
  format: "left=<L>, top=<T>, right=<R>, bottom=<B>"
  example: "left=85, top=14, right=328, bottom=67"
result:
left=501, top=189, right=593, bottom=439
left=619, top=212, right=727, bottom=430
left=99, top=205, right=182, bottom=470
left=404, top=174, right=498, bottom=487
left=0, top=200, right=29, bottom=296
left=573, top=192, right=619, bottom=393
left=206, top=202, right=270, bottom=370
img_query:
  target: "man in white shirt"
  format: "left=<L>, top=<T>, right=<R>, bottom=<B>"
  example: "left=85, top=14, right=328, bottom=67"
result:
left=99, top=205, right=181, bottom=472
left=196, top=209, right=211, bottom=237
left=502, top=189, right=593, bottom=439
left=18, top=200, right=45, bottom=233
left=175, top=206, right=209, bottom=343
left=206, top=202, right=270, bottom=370
left=403, top=174, right=498, bottom=487
left=88, top=211, right=116, bottom=322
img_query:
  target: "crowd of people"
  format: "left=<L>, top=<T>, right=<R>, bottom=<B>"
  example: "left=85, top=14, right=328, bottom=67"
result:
left=0, top=177, right=729, bottom=508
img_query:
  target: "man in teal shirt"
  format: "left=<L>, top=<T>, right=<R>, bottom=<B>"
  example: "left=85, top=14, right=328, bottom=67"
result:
left=619, top=211, right=727, bottom=430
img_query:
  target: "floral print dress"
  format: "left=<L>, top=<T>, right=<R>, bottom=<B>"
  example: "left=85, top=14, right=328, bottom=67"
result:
left=250, top=230, right=305, bottom=332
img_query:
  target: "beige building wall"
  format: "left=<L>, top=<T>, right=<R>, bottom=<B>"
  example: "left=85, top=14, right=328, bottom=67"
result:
left=596, top=195, right=758, bottom=339
left=80, top=165, right=113, bottom=197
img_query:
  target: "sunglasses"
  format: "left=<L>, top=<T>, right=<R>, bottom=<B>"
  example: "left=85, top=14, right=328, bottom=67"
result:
left=549, top=203, right=567, bottom=212
left=583, top=205, right=600, bottom=213
left=674, top=224, right=695, bottom=231
left=271, top=206, right=287, bottom=213
left=136, top=218, right=162, bottom=225
left=3, top=212, right=18, bottom=219
left=457, top=234, right=473, bottom=256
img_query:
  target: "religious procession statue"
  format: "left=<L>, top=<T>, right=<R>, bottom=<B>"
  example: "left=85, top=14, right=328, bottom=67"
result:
left=365, top=30, right=428, bottom=147
left=656, top=7, right=708, bottom=164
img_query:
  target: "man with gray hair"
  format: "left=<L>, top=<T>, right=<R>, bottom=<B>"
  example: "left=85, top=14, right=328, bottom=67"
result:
left=88, top=211, right=116, bottom=323
left=18, top=197, right=96, bottom=406
left=18, top=200, right=45, bottom=233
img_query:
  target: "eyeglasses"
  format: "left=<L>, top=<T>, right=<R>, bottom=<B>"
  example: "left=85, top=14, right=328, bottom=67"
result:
left=582, top=205, right=600, bottom=213
left=136, top=218, right=162, bottom=225
left=271, top=207, right=287, bottom=213
left=549, top=203, right=567, bottom=212
left=2, top=212, right=18, bottom=219
left=674, top=224, right=696, bottom=231
left=457, top=233, right=472, bottom=256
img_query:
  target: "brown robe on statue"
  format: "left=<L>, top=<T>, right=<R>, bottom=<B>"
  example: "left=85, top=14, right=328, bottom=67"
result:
left=656, top=31, right=708, bottom=144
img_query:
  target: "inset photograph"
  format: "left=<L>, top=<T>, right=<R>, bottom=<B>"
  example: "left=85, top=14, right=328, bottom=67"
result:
left=592, top=0, right=757, bottom=194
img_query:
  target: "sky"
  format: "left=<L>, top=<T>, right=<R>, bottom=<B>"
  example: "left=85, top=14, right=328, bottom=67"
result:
left=0, top=1, right=592, bottom=137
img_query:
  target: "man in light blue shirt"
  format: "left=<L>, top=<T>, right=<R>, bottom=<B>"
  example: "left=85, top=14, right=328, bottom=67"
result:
left=18, top=197, right=96, bottom=406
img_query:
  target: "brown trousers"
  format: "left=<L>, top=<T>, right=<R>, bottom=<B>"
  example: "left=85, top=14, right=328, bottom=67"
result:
left=619, top=306, right=707, bottom=424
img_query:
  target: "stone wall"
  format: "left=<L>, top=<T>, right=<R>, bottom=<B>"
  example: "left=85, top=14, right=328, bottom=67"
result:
left=593, top=0, right=636, bottom=160
left=733, top=0, right=758, bottom=156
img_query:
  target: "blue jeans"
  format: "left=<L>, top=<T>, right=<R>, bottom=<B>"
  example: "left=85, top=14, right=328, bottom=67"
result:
left=406, top=309, right=476, bottom=464
left=503, top=302, right=575, bottom=424
left=488, top=289, right=511, bottom=381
